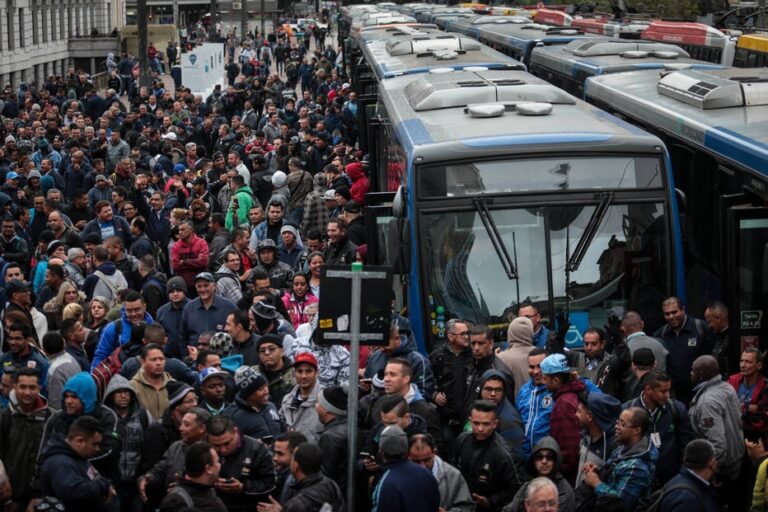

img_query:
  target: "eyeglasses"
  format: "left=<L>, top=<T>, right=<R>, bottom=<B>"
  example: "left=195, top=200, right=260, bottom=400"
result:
left=482, top=386, right=504, bottom=395
left=533, top=453, right=555, bottom=461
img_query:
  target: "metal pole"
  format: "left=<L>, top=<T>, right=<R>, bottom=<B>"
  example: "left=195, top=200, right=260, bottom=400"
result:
left=260, top=0, right=265, bottom=41
left=137, top=0, right=150, bottom=88
left=346, top=261, right=362, bottom=511
left=209, top=0, right=217, bottom=39
left=240, top=0, right=247, bottom=46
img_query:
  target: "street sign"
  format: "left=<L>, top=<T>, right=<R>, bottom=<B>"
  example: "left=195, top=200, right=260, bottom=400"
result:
left=314, top=264, right=393, bottom=346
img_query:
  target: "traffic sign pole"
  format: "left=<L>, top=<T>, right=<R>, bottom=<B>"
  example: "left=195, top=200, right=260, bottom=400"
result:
left=346, top=261, right=362, bottom=511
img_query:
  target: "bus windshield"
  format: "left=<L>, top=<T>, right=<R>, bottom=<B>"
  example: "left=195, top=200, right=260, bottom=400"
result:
left=419, top=200, right=669, bottom=344
left=419, top=156, right=663, bottom=198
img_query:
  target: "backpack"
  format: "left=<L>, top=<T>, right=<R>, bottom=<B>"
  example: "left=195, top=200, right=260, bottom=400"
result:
left=635, top=481, right=704, bottom=512
left=90, top=320, right=123, bottom=398
left=94, top=270, right=122, bottom=308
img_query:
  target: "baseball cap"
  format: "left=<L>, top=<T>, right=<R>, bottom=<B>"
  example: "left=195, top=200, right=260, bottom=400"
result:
left=95, top=174, right=107, bottom=182
left=194, top=272, right=215, bottom=283
left=173, top=163, right=186, bottom=174
left=324, top=189, right=336, bottom=201
left=199, top=367, right=228, bottom=384
left=540, top=354, right=572, bottom=375
left=161, top=132, right=177, bottom=141
left=379, top=426, right=408, bottom=457
left=5, top=172, right=18, bottom=180
left=294, top=352, right=318, bottom=369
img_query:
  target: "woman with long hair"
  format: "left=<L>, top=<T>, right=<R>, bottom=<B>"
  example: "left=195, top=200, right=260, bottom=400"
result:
left=84, top=297, right=110, bottom=360
left=307, top=251, right=324, bottom=299
left=43, top=280, right=85, bottom=330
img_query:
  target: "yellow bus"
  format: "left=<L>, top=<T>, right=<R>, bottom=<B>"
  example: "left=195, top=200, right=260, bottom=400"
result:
left=734, top=33, right=768, bottom=67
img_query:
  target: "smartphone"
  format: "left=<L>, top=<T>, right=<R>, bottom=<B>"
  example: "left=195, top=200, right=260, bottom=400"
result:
left=360, top=452, right=374, bottom=459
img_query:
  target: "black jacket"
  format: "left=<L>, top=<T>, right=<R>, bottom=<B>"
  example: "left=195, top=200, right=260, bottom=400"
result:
left=318, top=416, right=350, bottom=492
left=429, top=343, right=473, bottom=422
left=217, top=435, right=277, bottom=512
left=283, top=473, right=345, bottom=512
left=159, top=478, right=227, bottom=512
left=40, top=434, right=112, bottom=512
left=454, top=432, right=522, bottom=512
left=323, top=237, right=357, bottom=266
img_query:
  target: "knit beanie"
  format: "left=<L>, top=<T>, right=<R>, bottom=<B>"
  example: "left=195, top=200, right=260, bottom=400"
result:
left=167, top=381, right=194, bottom=410
left=235, top=366, right=268, bottom=399
left=63, top=372, right=98, bottom=415
left=318, top=385, right=348, bottom=416
left=587, top=392, right=622, bottom=433
left=507, top=317, right=533, bottom=345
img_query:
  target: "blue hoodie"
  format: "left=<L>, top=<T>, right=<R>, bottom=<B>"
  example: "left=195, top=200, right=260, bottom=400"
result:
left=90, top=307, right=154, bottom=370
left=63, top=372, right=98, bottom=414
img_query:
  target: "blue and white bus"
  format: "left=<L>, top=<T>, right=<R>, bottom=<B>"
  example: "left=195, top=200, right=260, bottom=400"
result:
left=365, top=68, right=686, bottom=350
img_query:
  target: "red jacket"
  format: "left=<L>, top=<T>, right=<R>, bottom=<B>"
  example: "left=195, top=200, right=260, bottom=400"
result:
left=346, top=162, right=370, bottom=205
left=171, top=234, right=210, bottom=288
left=549, top=378, right=586, bottom=485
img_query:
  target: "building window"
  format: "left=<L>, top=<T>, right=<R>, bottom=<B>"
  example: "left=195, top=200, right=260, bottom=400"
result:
left=6, top=1, right=15, bottom=50
left=32, top=0, right=39, bottom=44
left=18, top=8, right=25, bottom=47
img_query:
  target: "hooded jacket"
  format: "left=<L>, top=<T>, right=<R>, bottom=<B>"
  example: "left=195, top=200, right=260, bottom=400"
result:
left=689, top=375, right=745, bottom=480
left=593, top=435, right=658, bottom=510
left=280, top=381, right=323, bottom=443
left=286, top=168, right=314, bottom=210
left=504, top=436, right=575, bottom=512
left=130, top=369, right=172, bottom=421
left=104, top=374, right=154, bottom=482
left=516, top=378, right=554, bottom=461
left=497, top=319, right=535, bottom=396
left=90, top=307, right=155, bottom=370
left=364, top=332, right=435, bottom=398
left=0, top=392, right=52, bottom=500
left=549, top=378, right=586, bottom=485
left=478, top=369, right=525, bottom=461
left=460, top=354, right=513, bottom=421
left=300, top=173, right=329, bottom=239
left=225, top=184, right=255, bottom=230
left=40, top=433, right=113, bottom=512
left=346, top=162, right=369, bottom=205
left=38, top=373, right=120, bottom=481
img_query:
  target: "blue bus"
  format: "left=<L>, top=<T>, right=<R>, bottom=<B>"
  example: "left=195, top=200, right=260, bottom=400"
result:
left=365, top=68, right=686, bottom=350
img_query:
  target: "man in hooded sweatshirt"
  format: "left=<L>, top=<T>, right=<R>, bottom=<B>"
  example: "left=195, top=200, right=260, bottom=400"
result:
left=498, top=317, right=535, bottom=406
left=38, top=372, right=120, bottom=482
left=40, top=415, right=116, bottom=512
left=575, top=392, right=622, bottom=489
left=475, top=369, right=525, bottom=462
left=225, top=175, right=255, bottom=230
left=503, top=436, right=576, bottom=512
left=103, top=374, right=155, bottom=512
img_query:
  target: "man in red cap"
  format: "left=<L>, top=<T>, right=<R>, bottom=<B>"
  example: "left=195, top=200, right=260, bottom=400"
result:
left=279, top=353, right=322, bottom=443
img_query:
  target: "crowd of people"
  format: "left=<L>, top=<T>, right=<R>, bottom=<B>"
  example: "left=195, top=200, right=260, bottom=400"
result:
left=0, top=9, right=764, bottom=512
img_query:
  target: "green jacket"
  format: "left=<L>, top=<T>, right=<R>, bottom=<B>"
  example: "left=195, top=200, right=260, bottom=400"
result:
left=225, top=185, right=254, bottom=230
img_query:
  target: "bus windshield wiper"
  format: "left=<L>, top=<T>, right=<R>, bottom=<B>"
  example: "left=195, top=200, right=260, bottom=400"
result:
left=566, top=192, right=614, bottom=273
left=473, top=198, right=518, bottom=280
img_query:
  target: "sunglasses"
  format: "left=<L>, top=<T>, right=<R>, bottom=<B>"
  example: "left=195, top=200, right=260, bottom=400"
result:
left=533, top=453, right=555, bottom=462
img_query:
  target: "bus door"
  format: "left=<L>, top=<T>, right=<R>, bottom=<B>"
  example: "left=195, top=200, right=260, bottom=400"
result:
left=725, top=205, right=768, bottom=360
left=356, top=89, right=379, bottom=165
left=365, top=190, right=409, bottom=309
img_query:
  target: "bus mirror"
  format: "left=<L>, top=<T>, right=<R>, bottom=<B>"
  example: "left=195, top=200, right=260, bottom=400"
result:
left=393, top=186, right=406, bottom=218
left=388, top=217, right=411, bottom=274
left=675, top=188, right=687, bottom=213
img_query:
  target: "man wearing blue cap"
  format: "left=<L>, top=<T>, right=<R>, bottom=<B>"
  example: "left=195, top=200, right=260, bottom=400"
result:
left=541, top=353, right=585, bottom=486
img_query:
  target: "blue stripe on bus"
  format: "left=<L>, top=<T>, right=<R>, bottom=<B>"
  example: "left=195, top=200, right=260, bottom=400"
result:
left=380, top=63, right=522, bottom=79
left=664, top=151, right=687, bottom=302
left=705, top=126, right=768, bottom=176
left=593, top=110, right=650, bottom=137
left=462, top=133, right=612, bottom=147
left=396, top=119, right=434, bottom=155
left=573, top=61, right=722, bottom=78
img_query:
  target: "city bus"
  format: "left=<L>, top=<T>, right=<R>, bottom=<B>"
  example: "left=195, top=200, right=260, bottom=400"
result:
left=529, top=38, right=723, bottom=98
left=733, top=32, right=768, bottom=67
left=444, top=15, right=531, bottom=40
left=585, top=67, right=768, bottom=359
left=640, top=20, right=737, bottom=65
left=364, top=68, right=685, bottom=351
